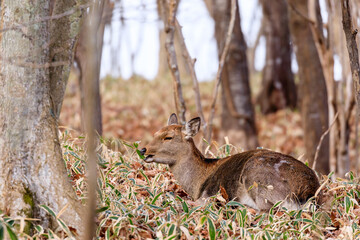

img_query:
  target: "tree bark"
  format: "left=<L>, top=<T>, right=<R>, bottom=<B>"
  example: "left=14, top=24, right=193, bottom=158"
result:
left=75, top=0, right=110, bottom=136
left=49, top=0, right=83, bottom=118
left=342, top=0, right=360, bottom=117
left=288, top=0, right=330, bottom=174
left=210, top=0, right=258, bottom=149
left=258, top=0, right=297, bottom=114
left=0, top=0, right=84, bottom=234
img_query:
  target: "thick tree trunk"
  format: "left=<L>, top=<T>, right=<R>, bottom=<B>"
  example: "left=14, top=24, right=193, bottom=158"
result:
left=0, top=0, right=84, bottom=234
left=288, top=0, right=330, bottom=174
left=258, top=0, right=297, bottom=114
left=210, top=0, right=258, bottom=149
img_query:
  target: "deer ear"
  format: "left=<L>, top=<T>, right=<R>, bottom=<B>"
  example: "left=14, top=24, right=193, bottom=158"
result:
left=167, top=113, right=178, bottom=125
left=183, top=117, right=201, bottom=139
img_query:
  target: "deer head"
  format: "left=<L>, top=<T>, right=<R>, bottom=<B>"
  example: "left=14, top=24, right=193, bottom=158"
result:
left=140, top=113, right=201, bottom=166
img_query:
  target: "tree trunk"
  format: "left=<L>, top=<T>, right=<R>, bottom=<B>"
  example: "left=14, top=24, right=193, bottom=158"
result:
left=288, top=0, right=330, bottom=174
left=258, top=0, right=297, bottom=114
left=210, top=0, right=258, bottom=149
left=75, top=0, right=111, bottom=136
left=0, top=0, right=84, bottom=234
left=342, top=0, right=360, bottom=117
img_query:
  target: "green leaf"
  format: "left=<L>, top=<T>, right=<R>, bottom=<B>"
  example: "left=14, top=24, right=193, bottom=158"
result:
left=0, top=224, right=4, bottom=240
left=139, top=169, right=149, bottom=184
left=200, top=216, right=207, bottom=225
left=148, top=204, right=164, bottom=210
left=349, top=171, right=354, bottom=181
left=151, top=192, right=163, bottom=205
left=182, top=201, right=189, bottom=213
left=6, top=226, right=17, bottom=240
left=265, top=230, right=271, bottom=240
left=96, top=206, right=109, bottom=213
left=207, top=217, right=216, bottom=240
left=35, top=225, right=43, bottom=233
left=136, top=149, right=145, bottom=160
left=345, top=196, right=351, bottom=213
left=302, top=218, right=313, bottom=223
left=105, top=228, right=111, bottom=240
left=188, top=206, right=201, bottom=216
left=40, top=205, right=57, bottom=218
left=57, top=218, right=73, bottom=237
left=48, top=229, right=55, bottom=238
left=226, top=201, right=245, bottom=208
left=168, top=224, right=176, bottom=236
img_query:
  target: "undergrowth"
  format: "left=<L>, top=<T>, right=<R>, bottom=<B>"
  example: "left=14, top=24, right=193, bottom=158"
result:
left=1, top=131, right=360, bottom=239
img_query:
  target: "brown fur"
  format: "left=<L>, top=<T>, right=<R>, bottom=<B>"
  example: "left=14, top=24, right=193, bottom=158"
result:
left=142, top=114, right=320, bottom=210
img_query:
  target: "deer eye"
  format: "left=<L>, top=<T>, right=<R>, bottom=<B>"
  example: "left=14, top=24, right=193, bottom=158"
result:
left=164, top=137, right=173, bottom=141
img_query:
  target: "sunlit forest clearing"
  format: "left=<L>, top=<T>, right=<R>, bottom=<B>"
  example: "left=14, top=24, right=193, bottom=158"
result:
left=1, top=0, right=360, bottom=239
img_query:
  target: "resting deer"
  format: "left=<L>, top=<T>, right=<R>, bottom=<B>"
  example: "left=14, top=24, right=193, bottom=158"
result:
left=140, top=113, right=320, bottom=210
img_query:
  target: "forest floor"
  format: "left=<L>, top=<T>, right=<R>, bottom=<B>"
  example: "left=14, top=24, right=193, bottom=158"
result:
left=60, top=73, right=358, bottom=168
left=4, top=74, right=359, bottom=239
left=57, top=73, right=360, bottom=239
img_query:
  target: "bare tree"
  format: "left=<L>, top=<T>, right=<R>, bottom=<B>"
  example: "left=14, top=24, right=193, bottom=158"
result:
left=257, top=0, right=297, bottom=114
left=82, top=1, right=103, bottom=238
left=206, top=0, right=258, bottom=149
left=75, top=0, right=112, bottom=136
left=0, top=0, right=85, bottom=235
left=288, top=0, right=329, bottom=174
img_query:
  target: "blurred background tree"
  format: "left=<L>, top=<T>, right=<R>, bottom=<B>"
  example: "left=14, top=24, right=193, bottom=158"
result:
left=61, top=0, right=360, bottom=177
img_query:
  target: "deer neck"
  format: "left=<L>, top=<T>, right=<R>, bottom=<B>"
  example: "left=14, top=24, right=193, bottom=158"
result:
left=169, top=140, right=218, bottom=199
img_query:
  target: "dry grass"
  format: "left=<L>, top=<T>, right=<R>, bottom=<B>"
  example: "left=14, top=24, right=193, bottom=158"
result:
left=2, top=132, right=360, bottom=239
left=1, top=74, right=359, bottom=239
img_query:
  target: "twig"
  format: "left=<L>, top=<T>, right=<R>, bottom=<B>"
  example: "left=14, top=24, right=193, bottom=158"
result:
left=341, top=0, right=360, bottom=117
left=162, top=0, right=187, bottom=124
left=313, top=112, right=339, bottom=170
left=206, top=0, right=237, bottom=143
left=174, top=19, right=207, bottom=136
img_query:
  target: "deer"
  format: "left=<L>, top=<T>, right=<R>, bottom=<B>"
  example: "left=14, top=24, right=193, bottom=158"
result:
left=140, top=113, right=320, bottom=210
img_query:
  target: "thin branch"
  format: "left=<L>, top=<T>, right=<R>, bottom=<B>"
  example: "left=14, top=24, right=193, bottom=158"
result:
left=206, top=0, right=237, bottom=143
left=174, top=19, right=207, bottom=136
left=313, top=112, right=339, bottom=170
left=162, top=0, right=187, bottom=124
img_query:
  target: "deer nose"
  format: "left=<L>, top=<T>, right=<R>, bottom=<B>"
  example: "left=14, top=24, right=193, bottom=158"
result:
left=140, top=148, right=147, bottom=156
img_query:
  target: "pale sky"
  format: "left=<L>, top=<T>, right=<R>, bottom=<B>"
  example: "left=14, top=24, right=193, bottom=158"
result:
left=100, top=0, right=341, bottom=81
